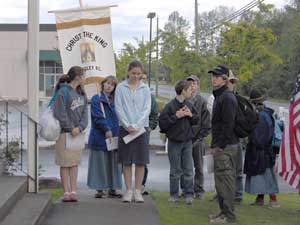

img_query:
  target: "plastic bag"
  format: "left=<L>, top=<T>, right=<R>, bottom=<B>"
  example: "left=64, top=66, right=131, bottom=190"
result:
left=39, top=107, right=61, bottom=141
left=204, top=154, right=214, bottom=174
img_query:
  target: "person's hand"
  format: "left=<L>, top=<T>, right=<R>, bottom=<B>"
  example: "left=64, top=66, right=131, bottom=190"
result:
left=71, top=127, right=81, bottom=137
left=182, top=106, right=193, bottom=117
left=127, top=126, right=136, bottom=133
left=175, top=108, right=185, bottom=118
left=105, top=131, right=113, bottom=138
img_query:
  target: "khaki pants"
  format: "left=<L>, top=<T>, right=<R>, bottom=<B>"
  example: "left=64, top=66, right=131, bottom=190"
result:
left=214, top=144, right=238, bottom=222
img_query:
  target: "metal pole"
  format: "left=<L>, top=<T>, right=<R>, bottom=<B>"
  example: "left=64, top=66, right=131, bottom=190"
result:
left=155, top=17, right=159, bottom=97
left=195, top=0, right=200, bottom=52
left=20, top=112, right=23, bottom=170
left=5, top=102, right=8, bottom=155
left=148, top=18, right=153, bottom=88
left=27, top=0, right=39, bottom=193
left=79, top=0, right=84, bottom=7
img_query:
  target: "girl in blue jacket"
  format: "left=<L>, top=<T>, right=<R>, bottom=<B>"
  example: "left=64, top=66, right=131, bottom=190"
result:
left=87, top=76, right=122, bottom=198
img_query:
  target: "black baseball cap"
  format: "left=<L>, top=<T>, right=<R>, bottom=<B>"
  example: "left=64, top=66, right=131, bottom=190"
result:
left=208, top=65, right=229, bottom=76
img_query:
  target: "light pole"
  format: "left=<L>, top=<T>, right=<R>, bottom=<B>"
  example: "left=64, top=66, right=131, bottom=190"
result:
left=147, top=12, right=156, bottom=88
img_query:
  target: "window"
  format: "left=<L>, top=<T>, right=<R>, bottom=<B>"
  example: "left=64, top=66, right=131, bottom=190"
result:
left=39, top=73, right=44, bottom=91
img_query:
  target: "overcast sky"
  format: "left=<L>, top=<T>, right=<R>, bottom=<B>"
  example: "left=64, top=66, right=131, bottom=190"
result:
left=0, top=0, right=288, bottom=51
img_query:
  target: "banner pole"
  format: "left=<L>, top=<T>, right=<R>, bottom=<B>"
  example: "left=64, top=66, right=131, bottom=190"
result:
left=79, top=0, right=84, bottom=7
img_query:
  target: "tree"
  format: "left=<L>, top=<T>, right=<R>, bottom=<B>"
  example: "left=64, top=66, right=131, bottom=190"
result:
left=115, top=39, right=150, bottom=80
left=196, top=6, right=235, bottom=55
left=217, top=21, right=282, bottom=94
left=164, top=11, right=190, bottom=34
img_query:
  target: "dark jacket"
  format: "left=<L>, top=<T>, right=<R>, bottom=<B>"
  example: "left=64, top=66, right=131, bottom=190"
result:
left=149, top=94, right=158, bottom=130
left=88, top=93, right=119, bottom=151
left=211, top=85, right=238, bottom=149
left=244, top=106, right=276, bottom=176
left=159, top=98, right=198, bottom=142
left=189, top=93, right=211, bottom=142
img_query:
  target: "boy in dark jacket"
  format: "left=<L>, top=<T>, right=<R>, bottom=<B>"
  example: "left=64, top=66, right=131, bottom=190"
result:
left=159, top=80, right=198, bottom=204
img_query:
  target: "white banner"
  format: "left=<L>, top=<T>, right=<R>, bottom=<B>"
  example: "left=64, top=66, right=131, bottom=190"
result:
left=54, top=7, right=116, bottom=96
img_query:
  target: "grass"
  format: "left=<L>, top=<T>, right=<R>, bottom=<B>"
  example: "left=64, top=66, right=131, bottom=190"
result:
left=151, top=191, right=300, bottom=225
left=40, top=188, right=64, bottom=202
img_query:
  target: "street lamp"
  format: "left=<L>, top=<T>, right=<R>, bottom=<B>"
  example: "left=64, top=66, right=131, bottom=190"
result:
left=147, top=12, right=156, bottom=87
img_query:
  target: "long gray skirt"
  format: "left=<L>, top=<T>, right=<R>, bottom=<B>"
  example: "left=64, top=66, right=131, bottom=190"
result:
left=118, top=127, right=150, bottom=165
left=245, top=167, right=279, bottom=195
left=87, top=149, right=122, bottom=190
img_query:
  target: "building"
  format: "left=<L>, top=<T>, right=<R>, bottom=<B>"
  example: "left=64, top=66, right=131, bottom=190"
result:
left=0, top=24, right=62, bottom=101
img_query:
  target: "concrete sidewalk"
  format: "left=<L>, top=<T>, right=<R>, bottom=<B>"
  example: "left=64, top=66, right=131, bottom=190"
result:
left=42, top=189, right=161, bottom=225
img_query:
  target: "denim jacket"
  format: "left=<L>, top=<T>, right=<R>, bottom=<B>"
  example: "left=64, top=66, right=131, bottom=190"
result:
left=88, top=93, right=119, bottom=151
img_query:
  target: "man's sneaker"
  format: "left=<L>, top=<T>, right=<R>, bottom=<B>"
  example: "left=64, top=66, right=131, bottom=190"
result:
left=268, top=200, right=280, bottom=209
left=134, top=189, right=144, bottom=203
left=122, top=190, right=133, bottom=203
left=195, top=192, right=204, bottom=200
left=210, top=214, right=229, bottom=224
left=168, top=196, right=179, bottom=203
left=209, top=213, right=224, bottom=220
left=185, top=196, right=194, bottom=205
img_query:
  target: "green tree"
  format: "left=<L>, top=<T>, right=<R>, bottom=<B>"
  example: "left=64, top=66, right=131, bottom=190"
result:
left=115, top=39, right=150, bottom=80
left=217, top=20, right=282, bottom=94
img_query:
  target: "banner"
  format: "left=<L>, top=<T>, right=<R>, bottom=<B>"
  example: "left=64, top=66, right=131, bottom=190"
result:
left=54, top=7, right=116, bottom=96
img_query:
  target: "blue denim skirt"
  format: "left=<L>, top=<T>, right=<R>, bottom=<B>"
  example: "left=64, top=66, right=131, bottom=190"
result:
left=87, top=149, right=122, bottom=190
left=245, top=167, right=279, bottom=195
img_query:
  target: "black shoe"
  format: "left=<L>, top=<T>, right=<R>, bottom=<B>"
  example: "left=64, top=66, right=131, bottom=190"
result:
left=108, top=189, right=122, bottom=198
left=95, top=190, right=106, bottom=198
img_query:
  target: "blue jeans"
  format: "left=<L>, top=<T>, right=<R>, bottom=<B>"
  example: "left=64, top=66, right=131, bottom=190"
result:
left=168, top=140, right=194, bottom=197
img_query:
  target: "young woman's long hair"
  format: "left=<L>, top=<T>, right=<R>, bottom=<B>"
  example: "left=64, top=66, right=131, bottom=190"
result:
left=101, top=76, right=118, bottom=100
left=67, top=66, right=86, bottom=96
left=54, top=74, right=69, bottom=92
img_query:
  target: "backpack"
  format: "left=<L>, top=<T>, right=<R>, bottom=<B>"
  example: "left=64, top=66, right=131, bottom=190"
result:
left=252, top=109, right=274, bottom=148
left=272, top=115, right=283, bottom=149
left=234, top=94, right=259, bottom=138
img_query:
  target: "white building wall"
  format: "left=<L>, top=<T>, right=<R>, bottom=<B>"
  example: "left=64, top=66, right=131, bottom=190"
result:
left=0, top=30, right=58, bottom=101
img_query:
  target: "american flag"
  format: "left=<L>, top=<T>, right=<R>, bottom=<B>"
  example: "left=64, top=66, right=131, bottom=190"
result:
left=277, top=73, right=300, bottom=189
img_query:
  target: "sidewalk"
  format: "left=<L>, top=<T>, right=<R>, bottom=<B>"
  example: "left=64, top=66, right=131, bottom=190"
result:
left=42, top=188, right=161, bottom=225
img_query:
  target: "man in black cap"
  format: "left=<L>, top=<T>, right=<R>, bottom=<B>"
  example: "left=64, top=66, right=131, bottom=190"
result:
left=208, top=65, right=239, bottom=224
left=183, top=75, right=211, bottom=199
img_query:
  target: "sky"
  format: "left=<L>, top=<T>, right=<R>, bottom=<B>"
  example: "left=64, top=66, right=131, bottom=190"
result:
left=0, top=0, right=288, bottom=51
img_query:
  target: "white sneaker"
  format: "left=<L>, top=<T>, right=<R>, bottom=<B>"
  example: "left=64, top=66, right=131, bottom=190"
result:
left=122, top=190, right=133, bottom=203
left=134, top=189, right=144, bottom=203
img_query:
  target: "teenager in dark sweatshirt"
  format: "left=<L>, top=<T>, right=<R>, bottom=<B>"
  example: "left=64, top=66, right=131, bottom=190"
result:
left=159, top=80, right=198, bottom=205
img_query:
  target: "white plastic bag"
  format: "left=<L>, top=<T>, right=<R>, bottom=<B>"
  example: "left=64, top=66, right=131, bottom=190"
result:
left=39, top=108, right=61, bottom=141
left=204, top=154, right=214, bottom=174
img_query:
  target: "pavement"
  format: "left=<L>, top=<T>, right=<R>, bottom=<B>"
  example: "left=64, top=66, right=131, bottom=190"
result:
left=42, top=189, right=161, bottom=225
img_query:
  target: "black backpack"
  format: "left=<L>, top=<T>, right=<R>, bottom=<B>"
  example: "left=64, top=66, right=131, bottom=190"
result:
left=234, top=94, right=259, bottom=138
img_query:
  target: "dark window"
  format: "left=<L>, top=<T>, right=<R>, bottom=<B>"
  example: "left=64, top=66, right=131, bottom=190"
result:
left=39, top=73, right=44, bottom=91
left=45, top=61, right=55, bottom=67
